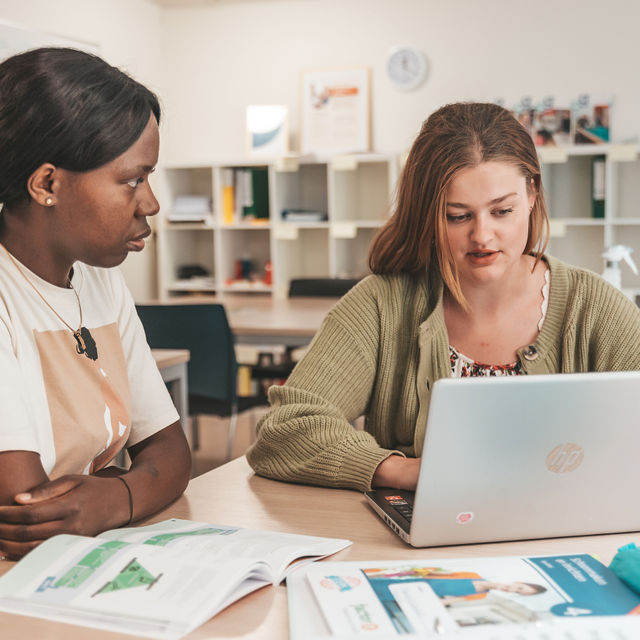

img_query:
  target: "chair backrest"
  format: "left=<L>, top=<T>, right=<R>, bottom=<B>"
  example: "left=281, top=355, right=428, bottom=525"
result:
left=288, top=277, right=360, bottom=298
left=135, top=304, right=237, bottom=405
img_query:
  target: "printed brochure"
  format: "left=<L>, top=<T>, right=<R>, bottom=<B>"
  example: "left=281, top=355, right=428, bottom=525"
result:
left=0, top=518, right=351, bottom=639
left=288, top=554, right=640, bottom=638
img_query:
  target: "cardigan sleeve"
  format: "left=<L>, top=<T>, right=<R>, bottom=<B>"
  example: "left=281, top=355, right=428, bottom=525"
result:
left=566, top=269, right=640, bottom=371
left=590, top=283, right=640, bottom=371
left=246, top=284, right=402, bottom=491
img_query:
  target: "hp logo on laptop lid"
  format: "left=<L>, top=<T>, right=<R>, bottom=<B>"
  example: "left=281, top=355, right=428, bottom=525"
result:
left=546, top=443, right=584, bottom=474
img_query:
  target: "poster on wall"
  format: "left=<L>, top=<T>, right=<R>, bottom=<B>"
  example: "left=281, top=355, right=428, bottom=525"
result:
left=0, top=19, right=98, bottom=61
left=300, top=68, right=370, bottom=156
left=246, top=105, right=289, bottom=158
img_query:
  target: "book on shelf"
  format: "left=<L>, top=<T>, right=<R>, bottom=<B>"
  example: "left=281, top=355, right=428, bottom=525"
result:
left=221, top=168, right=235, bottom=225
left=287, top=553, right=640, bottom=639
left=0, top=518, right=351, bottom=640
left=230, top=167, right=270, bottom=224
left=282, top=208, right=328, bottom=223
left=168, top=195, right=212, bottom=222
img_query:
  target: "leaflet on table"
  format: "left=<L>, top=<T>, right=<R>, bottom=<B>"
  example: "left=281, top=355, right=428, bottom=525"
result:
left=99, top=517, right=348, bottom=580
left=296, top=554, right=640, bottom=637
left=0, top=518, right=351, bottom=640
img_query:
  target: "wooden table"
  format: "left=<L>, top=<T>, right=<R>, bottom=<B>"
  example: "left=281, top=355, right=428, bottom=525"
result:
left=0, top=456, right=636, bottom=640
left=152, top=348, right=190, bottom=434
left=143, top=295, right=338, bottom=346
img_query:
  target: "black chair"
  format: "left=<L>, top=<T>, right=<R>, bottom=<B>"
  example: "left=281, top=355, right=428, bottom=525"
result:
left=288, top=277, right=361, bottom=298
left=136, top=303, right=264, bottom=462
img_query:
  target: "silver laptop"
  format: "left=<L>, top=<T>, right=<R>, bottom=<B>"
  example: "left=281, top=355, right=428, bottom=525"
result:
left=365, top=371, right=640, bottom=547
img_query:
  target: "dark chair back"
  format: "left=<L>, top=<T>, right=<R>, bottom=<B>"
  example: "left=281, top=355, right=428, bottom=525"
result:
left=136, top=304, right=237, bottom=406
left=288, top=277, right=360, bottom=298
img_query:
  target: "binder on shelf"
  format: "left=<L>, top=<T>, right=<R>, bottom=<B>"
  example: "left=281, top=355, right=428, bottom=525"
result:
left=221, top=168, right=235, bottom=225
left=248, top=166, right=270, bottom=220
left=233, top=167, right=270, bottom=222
left=591, top=155, right=606, bottom=219
left=234, top=169, right=252, bottom=222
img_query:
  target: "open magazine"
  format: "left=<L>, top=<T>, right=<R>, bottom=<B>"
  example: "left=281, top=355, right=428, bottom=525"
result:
left=0, top=518, right=351, bottom=640
left=288, top=554, right=640, bottom=639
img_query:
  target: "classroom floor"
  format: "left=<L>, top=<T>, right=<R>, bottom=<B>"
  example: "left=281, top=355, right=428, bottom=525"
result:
left=189, top=407, right=270, bottom=478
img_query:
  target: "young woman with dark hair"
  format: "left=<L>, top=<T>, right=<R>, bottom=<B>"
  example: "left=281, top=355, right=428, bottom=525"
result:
left=247, top=102, right=640, bottom=492
left=0, top=48, right=190, bottom=558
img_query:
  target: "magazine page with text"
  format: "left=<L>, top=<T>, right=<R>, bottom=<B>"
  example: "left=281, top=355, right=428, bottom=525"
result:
left=298, top=554, right=640, bottom=637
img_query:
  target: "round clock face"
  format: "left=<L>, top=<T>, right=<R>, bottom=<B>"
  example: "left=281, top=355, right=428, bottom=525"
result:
left=386, top=46, right=428, bottom=91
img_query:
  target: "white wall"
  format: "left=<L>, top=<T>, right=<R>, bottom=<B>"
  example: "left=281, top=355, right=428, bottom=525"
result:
left=0, top=0, right=164, bottom=300
left=161, top=0, right=640, bottom=164
left=2, top=0, right=640, bottom=297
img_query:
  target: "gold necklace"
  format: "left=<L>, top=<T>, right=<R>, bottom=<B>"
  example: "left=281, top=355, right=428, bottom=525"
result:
left=1, top=244, right=98, bottom=360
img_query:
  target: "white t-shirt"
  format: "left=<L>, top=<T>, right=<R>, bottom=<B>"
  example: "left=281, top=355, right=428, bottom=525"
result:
left=0, top=249, right=179, bottom=477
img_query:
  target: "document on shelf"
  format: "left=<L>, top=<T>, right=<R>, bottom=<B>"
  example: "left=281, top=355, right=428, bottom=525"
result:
left=287, top=554, right=640, bottom=639
left=0, top=518, right=351, bottom=640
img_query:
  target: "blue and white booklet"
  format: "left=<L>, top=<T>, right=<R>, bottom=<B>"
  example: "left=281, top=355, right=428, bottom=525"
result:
left=0, top=518, right=351, bottom=639
left=288, top=554, right=640, bottom=639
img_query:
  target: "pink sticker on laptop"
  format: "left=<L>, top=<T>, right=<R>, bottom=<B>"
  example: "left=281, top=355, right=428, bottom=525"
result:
left=456, top=512, right=474, bottom=525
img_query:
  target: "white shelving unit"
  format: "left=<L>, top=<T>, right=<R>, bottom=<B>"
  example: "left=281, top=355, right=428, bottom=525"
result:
left=158, top=154, right=399, bottom=299
left=540, top=143, right=640, bottom=289
left=157, top=144, right=640, bottom=300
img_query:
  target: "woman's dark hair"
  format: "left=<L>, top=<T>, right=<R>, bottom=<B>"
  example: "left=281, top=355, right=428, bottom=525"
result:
left=0, top=47, right=161, bottom=208
left=369, top=102, right=549, bottom=307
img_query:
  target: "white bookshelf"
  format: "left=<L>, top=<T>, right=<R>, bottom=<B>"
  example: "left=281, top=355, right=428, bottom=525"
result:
left=542, top=143, right=640, bottom=288
left=157, top=144, right=640, bottom=300
left=158, top=154, right=398, bottom=299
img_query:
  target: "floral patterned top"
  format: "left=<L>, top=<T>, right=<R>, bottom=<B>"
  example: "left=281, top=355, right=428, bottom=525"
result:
left=449, top=269, right=550, bottom=378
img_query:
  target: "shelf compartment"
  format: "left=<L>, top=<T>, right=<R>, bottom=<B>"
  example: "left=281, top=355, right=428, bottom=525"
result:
left=613, top=161, right=640, bottom=220
left=274, top=163, right=328, bottom=223
left=273, top=227, right=330, bottom=294
left=165, top=167, right=214, bottom=224
left=548, top=225, right=604, bottom=275
left=217, top=227, right=271, bottom=289
left=542, top=155, right=593, bottom=221
left=332, top=227, right=377, bottom=279
left=331, top=160, right=393, bottom=223
left=163, top=228, right=216, bottom=293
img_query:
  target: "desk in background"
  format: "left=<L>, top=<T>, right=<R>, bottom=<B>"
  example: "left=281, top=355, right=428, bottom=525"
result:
left=142, top=295, right=338, bottom=346
left=152, top=348, right=190, bottom=434
left=0, top=456, right=635, bottom=640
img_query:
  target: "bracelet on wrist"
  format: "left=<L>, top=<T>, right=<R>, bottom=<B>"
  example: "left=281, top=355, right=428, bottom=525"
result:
left=116, top=475, right=134, bottom=526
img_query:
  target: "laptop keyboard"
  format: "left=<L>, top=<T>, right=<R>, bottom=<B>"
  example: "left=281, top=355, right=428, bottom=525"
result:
left=385, top=495, right=413, bottom=522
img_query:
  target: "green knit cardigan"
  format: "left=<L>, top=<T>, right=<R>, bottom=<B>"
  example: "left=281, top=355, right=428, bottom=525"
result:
left=246, top=256, right=640, bottom=491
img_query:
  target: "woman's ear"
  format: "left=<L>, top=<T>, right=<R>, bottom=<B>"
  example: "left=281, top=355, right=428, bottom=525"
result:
left=27, top=163, right=57, bottom=207
left=527, top=177, right=537, bottom=213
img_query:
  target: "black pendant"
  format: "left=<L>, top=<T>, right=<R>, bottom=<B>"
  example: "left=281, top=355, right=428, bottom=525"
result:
left=74, top=327, right=98, bottom=360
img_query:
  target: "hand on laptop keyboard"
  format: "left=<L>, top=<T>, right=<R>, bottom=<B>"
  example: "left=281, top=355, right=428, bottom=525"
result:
left=373, top=456, right=421, bottom=491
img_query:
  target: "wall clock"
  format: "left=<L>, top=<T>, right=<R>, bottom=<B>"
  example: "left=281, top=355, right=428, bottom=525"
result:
left=386, top=46, right=429, bottom=92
